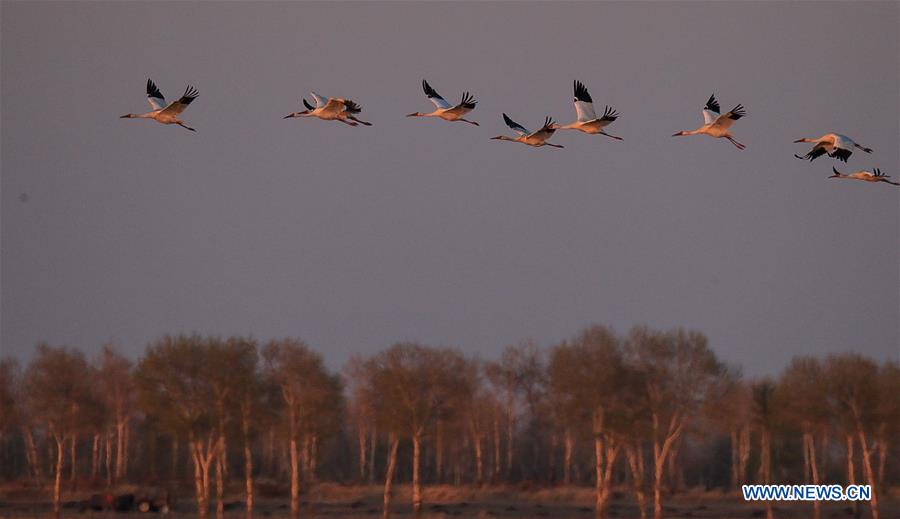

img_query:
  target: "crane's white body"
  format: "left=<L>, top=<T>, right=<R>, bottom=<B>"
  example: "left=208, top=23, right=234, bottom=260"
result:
left=120, top=79, right=199, bottom=131
left=554, top=80, right=622, bottom=140
left=284, top=92, right=372, bottom=126
left=794, top=133, right=872, bottom=163
left=492, top=114, right=563, bottom=148
left=407, top=80, right=478, bottom=125
left=830, top=167, right=898, bottom=186
left=673, top=94, right=746, bottom=149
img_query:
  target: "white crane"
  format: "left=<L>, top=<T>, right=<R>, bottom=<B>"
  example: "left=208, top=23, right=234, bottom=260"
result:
left=672, top=94, right=746, bottom=149
left=120, top=79, right=199, bottom=131
left=553, top=80, right=622, bottom=140
left=406, top=80, right=478, bottom=125
left=283, top=92, right=372, bottom=126
left=491, top=114, right=563, bottom=148
left=830, top=167, right=898, bottom=186
left=794, top=133, right=872, bottom=163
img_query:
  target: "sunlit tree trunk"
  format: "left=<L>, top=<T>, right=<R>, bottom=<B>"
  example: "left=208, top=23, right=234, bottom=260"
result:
left=846, top=434, right=858, bottom=518
left=804, top=431, right=822, bottom=519
left=382, top=433, right=399, bottom=519
left=854, top=418, right=878, bottom=519
left=242, top=411, right=254, bottom=519
left=564, top=429, right=574, bottom=485
left=116, top=419, right=126, bottom=480
left=412, top=429, right=423, bottom=513
left=289, top=406, right=300, bottom=519
left=472, top=428, right=484, bottom=486
left=625, top=442, right=647, bottom=519
left=23, top=427, right=41, bottom=480
left=53, top=435, right=64, bottom=519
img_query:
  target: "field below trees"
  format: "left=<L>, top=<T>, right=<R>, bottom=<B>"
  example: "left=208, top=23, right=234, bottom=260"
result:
left=0, top=482, right=897, bottom=519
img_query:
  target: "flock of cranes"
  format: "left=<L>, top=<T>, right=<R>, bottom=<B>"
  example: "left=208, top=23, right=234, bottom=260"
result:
left=121, top=78, right=895, bottom=187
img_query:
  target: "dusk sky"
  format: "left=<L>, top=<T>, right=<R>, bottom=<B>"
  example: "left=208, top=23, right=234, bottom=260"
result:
left=2, top=1, right=897, bottom=376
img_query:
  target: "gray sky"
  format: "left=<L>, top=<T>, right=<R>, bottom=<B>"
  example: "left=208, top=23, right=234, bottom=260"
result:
left=2, top=1, right=898, bottom=376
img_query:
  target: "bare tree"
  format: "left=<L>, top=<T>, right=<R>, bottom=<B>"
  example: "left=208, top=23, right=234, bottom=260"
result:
left=135, top=335, right=221, bottom=519
left=825, top=354, right=882, bottom=519
left=752, top=380, right=777, bottom=519
left=24, top=344, right=95, bottom=518
left=777, top=357, right=829, bottom=519
left=263, top=338, right=336, bottom=519
left=549, top=325, right=627, bottom=517
left=625, top=327, right=724, bottom=519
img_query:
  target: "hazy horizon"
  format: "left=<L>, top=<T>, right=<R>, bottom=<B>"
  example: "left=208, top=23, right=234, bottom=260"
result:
left=2, top=1, right=898, bottom=376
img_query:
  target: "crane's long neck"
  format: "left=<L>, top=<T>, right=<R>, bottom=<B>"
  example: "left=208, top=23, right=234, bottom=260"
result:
left=120, top=112, right=155, bottom=119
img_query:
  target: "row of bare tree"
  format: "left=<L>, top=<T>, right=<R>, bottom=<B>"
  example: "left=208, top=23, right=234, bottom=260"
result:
left=0, top=326, right=896, bottom=519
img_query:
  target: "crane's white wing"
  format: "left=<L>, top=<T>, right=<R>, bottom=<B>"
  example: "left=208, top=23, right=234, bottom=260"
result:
left=321, top=98, right=348, bottom=115
left=146, top=79, right=166, bottom=110
left=502, top=113, right=529, bottom=136
left=310, top=92, right=329, bottom=108
left=710, top=104, right=745, bottom=130
left=573, top=80, right=597, bottom=122
left=528, top=117, right=557, bottom=142
left=422, top=80, right=451, bottom=110
left=158, top=85, right=198, bottom=116
left=444, top=92, right=477, bottom=117
left=701, top=94, right=720, bottom=124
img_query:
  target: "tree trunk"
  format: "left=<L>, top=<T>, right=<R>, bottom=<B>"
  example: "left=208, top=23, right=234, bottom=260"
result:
left=625, top=442, right=647, bottom=519
left=738, top=424, right=750, bottom=486
left=412, top=430, right=423, bottom=513
left=804, top=431, right=821, bottom=519
left=368, top=425, right=377, bottom=484
left=564, top=429, right=574, bottom=485
left=358, top=425, right=367, bottom=481
left=846, top=434, right=858, bottom=519
left=54, top=436, right=64, bottom=519
left=191, top=440, right=210, bottom=519
left=472, top=431, right=484, bottom=486
left=492, top=412, right=501, bottom=480
left=310, top=434, right=318, bottom=482
left=242, top=413, right=254, bottom=519
left=435, top=420, right=443, bottom=484
left=506, top=395, right=514, bottom=476
left=856, top=427, right=878, bottom=519
left=652, top=414, right=685, bottom=519
left=216, top=440, right=225, bottom=519
left=290, top=434, right=299, bottom=519
left=594, top=436, right=605, bottom=516
left=382, top=433, right=399, bottom=519
left=23, top=427, right=41, bottom=480
left=69, top=432, right=77, bottom=483
left=105, top=428, right=113, bottom=488
left=91, top=433, right=100, bottom=482
left=172, top=436, right=179, bottom=481
left=116, top=419, right=126, bottom=480
left=759, top=428, right=773, bottom=519
left=729, top=428, right=739, bottom=490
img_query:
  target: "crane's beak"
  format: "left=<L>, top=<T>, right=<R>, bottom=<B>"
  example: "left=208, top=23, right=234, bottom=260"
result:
left=120, top=114, right=132, bottom=118
left=405, top=112, right=419, bottom=117
left=490, top=136, right=503, bottom=140
left=792, top=139, right=804, bottom=143
left=672, top=131, right=684, bottom=137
